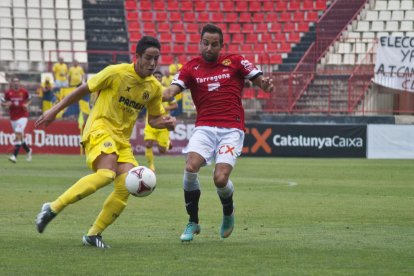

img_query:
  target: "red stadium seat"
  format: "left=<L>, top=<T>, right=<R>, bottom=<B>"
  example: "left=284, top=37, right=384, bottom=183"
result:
left=166, top=1, right=179, bottom=11
left=257, top=89, right=271, bottom=98
left=138, top=2, right=151, bottom=11
left=158, top=23, right=170, bottom=33
left=189, top=33, right=200, bottom=43
left=260, top=33, right=272, bottom=43
left=239, top=13, right=251, bottom=23
left=141, top=12, right=153, bottom=21
left=315, top=0, right=327, bottom=10
left=172, top=44, right=185, bottom=54
left=258, top=53, right=270, bottom=64
left=297, top=22, right=309, bottom=32
left=252, top=13, right=263, bottom=23
left=287, top=32, right=301, bottom=43
left=249, top=2, right=261, bottom=12
left=163, top=44, right=172, bottom=54
left=235, top=2, right=248, bottom=12
left=224, top=13, right=238, bottom=23
left=279, top=12, right=291, bottom=22
left=244, top=54, right=256, bottom=63
left=240, top=44, right=252, bottom=53
left=169, top=12, right=181, bottom=22
left=275, top=2, right=288, bottom=11
left=127, top=11, right=138, bottom=21
left=125, top=1, right=137, bottom=11
left=293, top=11, right=305, bottom=22
left=232, top=33, right=245, bottom=44
left=279, top=42, right=291, bottom=53
left=171, top=23, right=185, bottom=33
left=153, top=2, right=165, bottom=11
left=210, top=12, right=224, bottom=22
left=269, top=23, right=282, bottom=33
left=246, top=33, right=259, bottom=42
left=227, top=44, right=239, bottom=52
left=183, top=12, right=196, bottom=22
left=302, top=1, right=315, bottom=11
left=143, top=22, right=156, bottom=35
left=288, top=1, right=301, bottom=11
left=262, top=2, right=274, bottom=12
left=267, top=43, right=279, bottom=52
left=186, top=23, right=199, bottom=33
left=130, top=32, right=141, bottom=42
left=283, top=23, right=296, bottom=33
left=187, top=43, right=199, bottom=54
left=242, top=23, right=255, bottom=34
left=209, top=2, right=220, bottom=11
left=161, top=55, right=174, bottom=65
left=155, top=12, right=168, bottom=22
left=228, top=23, right=241, bottom=33
left=265, top=13, right=278, bottom=22
left=159, top=33, right=173, bottom=43
left=198, top=12, right=210, bottom=23
left=128, top=21, right=139, bottom=31
left=242, top=88, right=256, bottom=99
left=181, top=1, right=193, bottom=11
left=306, top=11, right=319, bottom=22
left=254, top=43, right=266, bottom=52
left=274, top=33, right=287, bottom=43
left=222, top=2, right=234, bottom=12
left=175, top=33, right=186, bottom=42
left=194, top=1, right=206, bottom=12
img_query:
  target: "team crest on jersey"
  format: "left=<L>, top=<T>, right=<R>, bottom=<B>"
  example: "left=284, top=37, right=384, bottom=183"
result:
left=222, top=59, right=231, bottom=66
left=104, top=142, right=112, bottom=147
left=142, top=91, right=149, bottom=101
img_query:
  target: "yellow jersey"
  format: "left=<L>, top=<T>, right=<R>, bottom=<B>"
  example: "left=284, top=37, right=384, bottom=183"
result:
left=52, top=62, right=68, bottom=81
left=82, top=63, right=164, bottom=143
left=68, top=66, right=85, bottom=86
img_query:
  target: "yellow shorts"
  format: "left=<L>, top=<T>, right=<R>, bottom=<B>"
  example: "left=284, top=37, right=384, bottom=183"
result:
left=83, top=129, right=138, bottom=170
left=144, top=125, right=170, bottom=148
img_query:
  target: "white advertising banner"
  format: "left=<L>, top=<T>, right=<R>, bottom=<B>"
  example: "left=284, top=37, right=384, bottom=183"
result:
left=367, top=124, right=414, bottom=159
left=374, top=36, right=414, bottom=92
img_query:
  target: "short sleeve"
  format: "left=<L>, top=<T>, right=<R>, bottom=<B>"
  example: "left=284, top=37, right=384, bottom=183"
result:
left=87, top=65, right=116, bottom=92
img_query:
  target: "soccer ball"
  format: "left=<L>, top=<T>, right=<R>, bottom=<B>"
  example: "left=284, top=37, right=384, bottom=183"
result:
left=125, top=166, right=156, bottom=197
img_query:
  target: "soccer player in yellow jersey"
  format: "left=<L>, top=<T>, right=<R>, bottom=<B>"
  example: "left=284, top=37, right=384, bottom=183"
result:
left=68, top=59, right=85, bottom=87
left=144, top=71, right=178, bottom=171
left=34, top=36, right=176, bottom=248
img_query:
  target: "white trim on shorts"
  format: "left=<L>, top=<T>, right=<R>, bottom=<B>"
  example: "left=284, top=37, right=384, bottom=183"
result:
left=182, top=126, right=245, bottom=167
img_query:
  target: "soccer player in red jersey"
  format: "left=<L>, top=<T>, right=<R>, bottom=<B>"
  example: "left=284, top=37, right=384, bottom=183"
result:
left=163, top=24, right=274, bottom=241
left=1, top=77, right=32, bottom=163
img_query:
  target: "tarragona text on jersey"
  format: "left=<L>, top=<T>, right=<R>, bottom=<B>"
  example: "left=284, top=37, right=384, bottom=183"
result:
left=172, top=54, right=262, bottom=131
left=4, top=87, right=30, bottom=120
left=82, top=63, right=165, bottom=143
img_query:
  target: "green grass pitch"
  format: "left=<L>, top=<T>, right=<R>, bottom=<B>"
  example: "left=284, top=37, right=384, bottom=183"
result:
left=0, top=154, right=413, bottom=275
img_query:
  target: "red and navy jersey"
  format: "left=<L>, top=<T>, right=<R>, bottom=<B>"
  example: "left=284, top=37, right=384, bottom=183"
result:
left=4, top=88, right=30, bottom=120
left=172, top=54, right=262, bottom=130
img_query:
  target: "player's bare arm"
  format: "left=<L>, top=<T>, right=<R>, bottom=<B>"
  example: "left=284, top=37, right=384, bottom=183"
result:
left=35, top=83, right=91, bottom=128
left=252, top=75, right=274, bottom=93
left=162, top=84, right=182, bottom=101
left=148, top=114, right=176, bottom=131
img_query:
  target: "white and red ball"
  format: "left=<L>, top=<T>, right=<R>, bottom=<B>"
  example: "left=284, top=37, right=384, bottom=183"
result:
left=125, top=166, right=156, bottom=197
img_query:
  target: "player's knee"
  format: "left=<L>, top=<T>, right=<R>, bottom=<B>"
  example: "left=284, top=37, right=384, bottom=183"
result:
left=214, top=173, right=229, bottom=188
left=185, top=163, right=200, bottom=173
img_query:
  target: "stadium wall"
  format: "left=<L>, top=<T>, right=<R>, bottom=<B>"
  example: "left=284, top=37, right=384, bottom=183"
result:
left=0, top=119, right=413, bottom=159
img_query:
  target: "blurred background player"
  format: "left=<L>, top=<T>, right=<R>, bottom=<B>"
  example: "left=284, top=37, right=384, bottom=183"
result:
left=52, top=57, right=68, bottom=89
left=1, top=77, right=33, bottom=163
left=144, top=70, right=178, bottom=171
left=34, top=36, right=176, bottom=248
left=163, top=23, right=274, bottom=242
left=68, top=59, right=86, bottom=87
left=37, top=76, right=55, bottom=113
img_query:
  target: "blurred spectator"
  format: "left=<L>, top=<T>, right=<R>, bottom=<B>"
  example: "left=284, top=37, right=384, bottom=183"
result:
left=37, top=76, right=55, bottom=113
left=52, top=57, right=69, bottom=89
left=68, top=60, right=86, bottom=87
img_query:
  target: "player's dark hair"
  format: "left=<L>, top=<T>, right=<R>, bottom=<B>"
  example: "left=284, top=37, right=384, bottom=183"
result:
left=201, top=24, right=224, bottom=46
left=136, top=36, right=161, bottom=55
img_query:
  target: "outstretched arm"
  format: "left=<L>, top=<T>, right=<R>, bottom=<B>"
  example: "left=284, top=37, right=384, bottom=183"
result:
left=162, top=84, right=182, bottom=102
left=35, top=83, right=91, bottom=128
left=252, top=75, right=274, bottom=93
